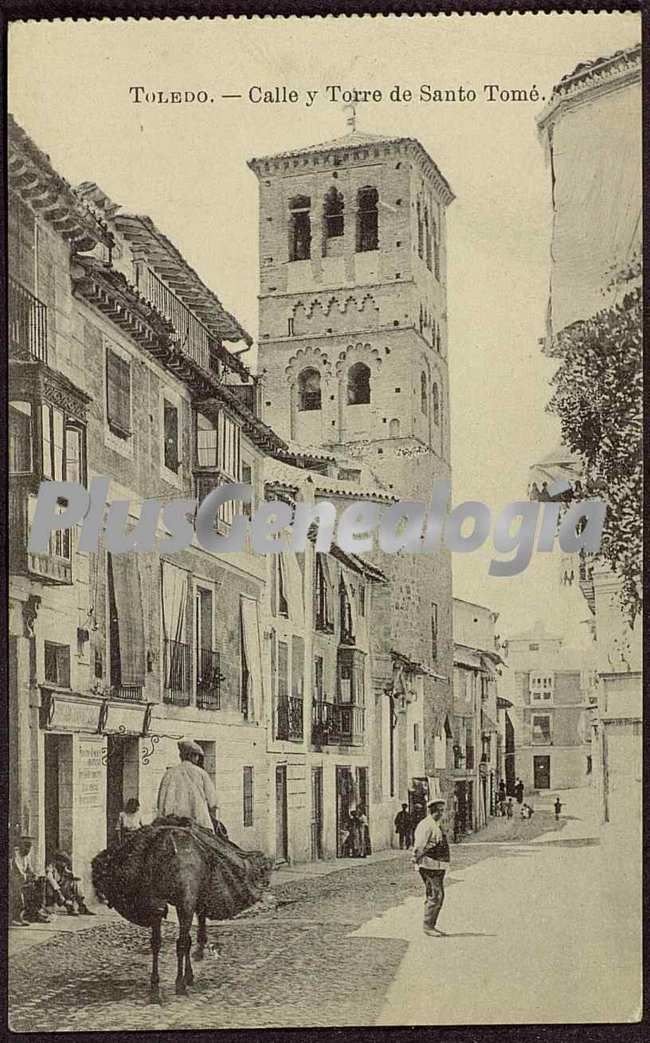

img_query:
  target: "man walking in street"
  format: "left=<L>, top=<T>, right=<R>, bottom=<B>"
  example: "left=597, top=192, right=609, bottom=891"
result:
left=394, top=803, right=412, bottom=849
left=515, top=778, right=524, bottom=804
left=412, top=798, right=450, bottom=937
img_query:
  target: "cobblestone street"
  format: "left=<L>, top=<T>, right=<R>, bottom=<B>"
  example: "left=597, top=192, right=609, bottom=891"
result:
left=8, top=808, right=580, bottom=1032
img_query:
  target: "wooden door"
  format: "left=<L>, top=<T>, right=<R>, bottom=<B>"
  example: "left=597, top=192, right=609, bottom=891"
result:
left=534, top=755, right=551, bottom=790
left=275, top=765, right=288, bottom=863
left=311, top=767, right=323, bottom=860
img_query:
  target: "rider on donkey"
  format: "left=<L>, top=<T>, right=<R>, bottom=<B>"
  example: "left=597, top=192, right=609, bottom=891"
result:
left=157, top=739, right=221, bottom=832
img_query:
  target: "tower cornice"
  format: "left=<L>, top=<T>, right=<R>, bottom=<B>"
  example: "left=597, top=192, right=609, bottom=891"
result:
left=248, top=133, right=454, bottom=207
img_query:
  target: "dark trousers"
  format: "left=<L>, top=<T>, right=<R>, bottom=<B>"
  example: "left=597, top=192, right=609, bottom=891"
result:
left=419, top=868, right=445, bottom=929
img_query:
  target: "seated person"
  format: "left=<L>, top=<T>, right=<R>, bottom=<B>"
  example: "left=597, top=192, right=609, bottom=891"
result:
left=116, top=798, right=143, bottom=845
left=9, top=835, right=49, bottom=926
left=45, top=851, right=94, bottom=916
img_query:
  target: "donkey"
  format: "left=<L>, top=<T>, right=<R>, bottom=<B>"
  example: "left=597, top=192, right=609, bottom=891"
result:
left=92, top=822, right=272, bottom=1003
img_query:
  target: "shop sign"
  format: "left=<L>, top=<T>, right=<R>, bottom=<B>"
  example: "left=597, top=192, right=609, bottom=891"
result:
left=41, top=691, right=101, bottom=733
left=77, top=738, right=105, bottom=809
left=104, top=703, right=147, bottom=735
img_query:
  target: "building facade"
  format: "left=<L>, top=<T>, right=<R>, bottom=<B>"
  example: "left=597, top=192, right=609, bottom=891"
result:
left=452, top=599, right=505, bottom=834
left=503, top=622, right=596, bottom=794
left=248, top=127, right=456, bottom=814
left=534, top=44, right=642, bottom=828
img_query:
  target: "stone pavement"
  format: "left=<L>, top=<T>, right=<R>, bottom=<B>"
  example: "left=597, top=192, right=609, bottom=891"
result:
left=8, top=789, right=641, bottom=1030
left=355, top=786, right=642, bottom=1025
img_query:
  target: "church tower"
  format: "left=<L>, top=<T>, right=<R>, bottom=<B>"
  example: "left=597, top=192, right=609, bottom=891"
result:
left=249, top=125, right=455, bottom=787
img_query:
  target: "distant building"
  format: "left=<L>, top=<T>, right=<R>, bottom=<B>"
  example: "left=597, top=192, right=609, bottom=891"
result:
left=502, top=622, right=596, bottom=793
left=452, top=599, right=506, bottom=834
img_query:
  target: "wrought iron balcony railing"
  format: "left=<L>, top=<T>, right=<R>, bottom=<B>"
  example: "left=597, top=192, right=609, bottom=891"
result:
left=9, top=277, right=48, bottom=364
left=276, top=696, right=304, bottom=741
left=110, top=684, right=144, bottom=703
left=196, top=648, right=222, bottom=710
left=163, top=638, right=191, bottom=706
left=311, top=700, right=365, bottom=747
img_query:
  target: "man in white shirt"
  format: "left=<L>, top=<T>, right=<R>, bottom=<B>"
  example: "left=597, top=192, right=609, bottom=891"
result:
left=157, top=739, right=219, bottom=832
left=412, top=797, right=450, bottom=936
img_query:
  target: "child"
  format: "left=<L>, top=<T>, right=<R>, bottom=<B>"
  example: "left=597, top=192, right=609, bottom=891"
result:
left=116, top=797, right=143, bottom=845
left=554, top=797, right=563, bottom=821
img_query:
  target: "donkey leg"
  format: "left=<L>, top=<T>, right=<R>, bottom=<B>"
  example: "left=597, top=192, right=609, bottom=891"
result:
left=149, top=919, right=163, bottom=1004
left=183, top=928, right=194, bottom=987
left=194, top=909, right=207, bottom=960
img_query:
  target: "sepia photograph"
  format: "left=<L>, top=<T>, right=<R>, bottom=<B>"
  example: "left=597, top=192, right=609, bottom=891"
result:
left=6, top=10, right=642, bottom=1031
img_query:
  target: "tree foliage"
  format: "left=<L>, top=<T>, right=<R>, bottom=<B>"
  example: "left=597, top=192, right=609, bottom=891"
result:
left=547, top=269, right=642, bottom=624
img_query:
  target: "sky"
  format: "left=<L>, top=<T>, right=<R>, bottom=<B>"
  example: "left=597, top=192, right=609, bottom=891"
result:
left=8, top=12, right=641, bottom=638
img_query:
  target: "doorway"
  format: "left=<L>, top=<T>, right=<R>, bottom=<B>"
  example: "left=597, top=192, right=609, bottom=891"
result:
left=311, top=767, right=323, bottom=861
left=44, top=733, right=73, bottom=862
left=275, top=765, right=288, bottom=863
left=105, top=735, right=139, bottom=845
left=533, top=755, right=551, bottom=790
left=335, top=765, right=354, bottom=857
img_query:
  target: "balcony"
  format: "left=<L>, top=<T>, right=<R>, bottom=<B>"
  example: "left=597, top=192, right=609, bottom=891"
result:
left=110, top=684, right=144, bottom=703
left=196, top=648, right=222, bottom=710
left=312, top=700, right=365, bottom=747
left=276, top=696, right=304, bottom=741
left=137, top=264, right=212, bottom=373
left=9, top=277, right=48, bottom=364
left=10, top=488, right=73, bottom=584
left=163, top=638, right=191, bottom=706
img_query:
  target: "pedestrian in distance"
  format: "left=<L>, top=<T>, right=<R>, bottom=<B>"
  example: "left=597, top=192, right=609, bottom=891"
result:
left=394, top=803, right=412, bottom=849
left=498, top=780, right=506, bottom=804
left=412, top=798, right=450, bottom=937
left=506, top=798, right=513, bottom=819
left=116, top=797, right=144, bottom=845
left=358, top=805, right=371, bottom=857
left=515, top=779, right=524, bottom=804
left=554, top=797, right=563, bottom=821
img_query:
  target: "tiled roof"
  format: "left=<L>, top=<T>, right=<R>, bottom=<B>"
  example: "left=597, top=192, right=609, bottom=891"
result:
left=8, top=115, right=113, bottom=250
left=263, top=456, right=395, bottom=503
left=249, top=129, right=454, bottom=203
left=538, top=43, right=640, bottom=129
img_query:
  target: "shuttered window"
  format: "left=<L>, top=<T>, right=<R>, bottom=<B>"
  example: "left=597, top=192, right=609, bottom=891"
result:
left=243, top=766, right=254, bottom=827
left=106, top=349, right=131, bottom=438
left=163, top=399, right=180, bottom=473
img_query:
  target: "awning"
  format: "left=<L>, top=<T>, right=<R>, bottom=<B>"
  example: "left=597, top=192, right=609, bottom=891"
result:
left=240, top=596, right=263, bottom=722
left=109, top=553, right=146, bottom=687
left=481, top=711, right=499, bottom=734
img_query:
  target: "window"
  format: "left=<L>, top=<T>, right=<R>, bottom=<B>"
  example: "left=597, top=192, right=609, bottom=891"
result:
left=424, top=207, right=432, bottom=270
left=420, top=371, right=428, bottom=414
left=323, top=186, right=344, bottom=253
left=339, top=577, right=354, bottom=645
left=314, top=655, right=324, bottom=701
left=529, top=643, right=539, bottom=651
left=297, top=367, right=322, bottom=411
left=432, top=216, right=440, bottom=280
left=315, top=554, right=333, bottom=632
left=530, top=674, right=554, bottom=701
left=337, top=647, right=365, bottom=705
left=195, top=410, right=242, bottom=529
left=359, top=582, right=366, bottom=617
left=277, top=556, right=289, bottom=618
left=431, top=602, right=438, bottom=660
left=356, top=187, right=378, bottom=252
left=163, top=399, right=180, bottom=474
left=241, top=622, right=250, bottom=719
left=347, top=362, right=371, bottom=405
left=532, top=714, right=552, bottom=745
left=432, top=382, right=440, bottom=427
left=106, top=348, right=131, bottom=439
left=241, top=461, right=253, bottom=519
left=278, top=639, right=289, bottom=713
left=243, top=766, right=254, bottom=827
left=413, top=722, right=420, bottom=752
left=417, top=200, right=424, bottom=259
left=9, top=401, right=32, bottom=474
left=44, top=642, right=71, bottom=688
left=289, top=195, right=311, bottom=261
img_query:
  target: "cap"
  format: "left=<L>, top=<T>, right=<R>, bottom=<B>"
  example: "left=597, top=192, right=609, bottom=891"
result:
left=178, top=739, right=204, bottom=758
left=427, top=798, right=445, bottom=808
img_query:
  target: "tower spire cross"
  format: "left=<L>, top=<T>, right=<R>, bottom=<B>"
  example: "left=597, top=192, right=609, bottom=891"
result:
left=343, top=102, right=357, bottom=133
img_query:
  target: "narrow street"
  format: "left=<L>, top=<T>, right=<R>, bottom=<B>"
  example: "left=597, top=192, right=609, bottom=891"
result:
left=9, top=789, right=641, bottom=1031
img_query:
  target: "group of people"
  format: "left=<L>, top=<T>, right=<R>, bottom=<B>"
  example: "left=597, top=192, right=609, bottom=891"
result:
left=497, top=778, right=534, bottom=819
left=10, top=836, right=93, bottom=926
left=340, top=806, right=371, bottom=858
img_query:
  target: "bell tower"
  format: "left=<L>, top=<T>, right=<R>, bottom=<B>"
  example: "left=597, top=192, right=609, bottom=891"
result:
left=249, top=127, right=455, bottom=786
left=248, top=128, right=453, bottom=503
